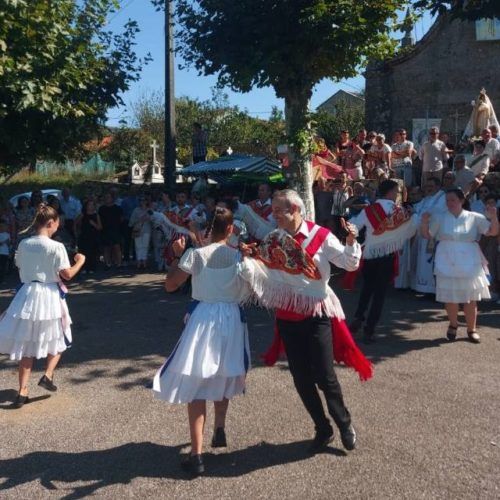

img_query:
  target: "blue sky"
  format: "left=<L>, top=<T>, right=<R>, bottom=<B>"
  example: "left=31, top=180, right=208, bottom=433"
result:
left=106, top=1, right=435, bottom=126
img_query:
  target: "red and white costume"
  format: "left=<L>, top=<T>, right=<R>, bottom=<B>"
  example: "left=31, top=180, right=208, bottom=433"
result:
left=239, top=220, right=373, bottom=380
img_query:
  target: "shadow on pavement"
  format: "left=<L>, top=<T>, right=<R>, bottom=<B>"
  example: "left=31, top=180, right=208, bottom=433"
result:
left=1, top=274, right=498, bottom=387
left=0, top=440, right=344, bottom=497
left=0, top=389, right=51, bottom=409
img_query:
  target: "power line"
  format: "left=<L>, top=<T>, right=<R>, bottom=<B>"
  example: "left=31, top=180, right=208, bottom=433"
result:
left=107, top=0, right=137, bottom=24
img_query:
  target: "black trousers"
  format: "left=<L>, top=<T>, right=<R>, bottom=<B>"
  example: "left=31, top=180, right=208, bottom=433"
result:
left=278, top=316, right=351, bottom=433
left=354, top=254, right=394, bottom=332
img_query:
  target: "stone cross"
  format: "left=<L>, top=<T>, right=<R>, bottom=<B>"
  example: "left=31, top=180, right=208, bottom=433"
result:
left=150, top=140, right=159, bottom=165
left=449, top=110, right=465, bottom=144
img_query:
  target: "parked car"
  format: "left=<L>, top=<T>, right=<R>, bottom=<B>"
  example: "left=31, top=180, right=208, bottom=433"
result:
left=9, top=189, right=62, bottom=207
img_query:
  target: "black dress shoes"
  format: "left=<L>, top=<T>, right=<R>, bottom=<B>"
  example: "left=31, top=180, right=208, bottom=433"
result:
left=308, top=428, right=334, bottom=454
left=38, top=375, right=57, bottom=392
left=181, top=454, right=205, bottom=476
left=11, top=393, right=29, bottom=409
left=340, top=424, right=357, bottom=451
left=211, top=427, right=227, bottom=448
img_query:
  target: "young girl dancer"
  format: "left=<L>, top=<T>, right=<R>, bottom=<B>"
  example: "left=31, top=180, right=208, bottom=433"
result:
left=0, top=204, right=85, bottom=408
left=153, top=208, right=250, bottom=476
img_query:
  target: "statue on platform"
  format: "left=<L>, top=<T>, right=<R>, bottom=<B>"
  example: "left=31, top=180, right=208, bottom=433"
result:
left=463, top=89, right=499, bottom=138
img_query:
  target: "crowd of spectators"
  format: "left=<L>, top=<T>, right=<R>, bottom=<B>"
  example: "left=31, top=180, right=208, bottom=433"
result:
left=314, top=124, right=500, bottom=303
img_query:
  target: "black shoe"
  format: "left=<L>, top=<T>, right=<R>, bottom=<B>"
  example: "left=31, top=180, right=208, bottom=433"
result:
left=348, top=318, right=363, bottom=335
left=211, top=427, right=227, bottom=448
left=340, top=424, right=356, bottom=451
left=446, top=324, right=458, bottom=341
left=181, top=454, right=205, bottom=476
left=38, top=375, right=57, bottom=392
left=308, top=428, right=334, bottom=454
left=10, top=393, right=29, bottom=409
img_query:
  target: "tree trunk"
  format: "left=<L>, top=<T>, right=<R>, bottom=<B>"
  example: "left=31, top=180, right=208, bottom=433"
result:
left=284, top=89, right=315, bottom=220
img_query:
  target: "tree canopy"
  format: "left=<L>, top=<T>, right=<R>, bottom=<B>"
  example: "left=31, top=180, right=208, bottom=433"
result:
left=414, top=1, right=500, bottom=20
left=0, top=0, right=149, bottom=171
left=129, top=89, right=285, bottom=166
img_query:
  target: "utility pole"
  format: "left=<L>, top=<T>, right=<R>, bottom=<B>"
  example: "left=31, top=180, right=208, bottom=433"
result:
left=164, top=0, right=176, bottom=191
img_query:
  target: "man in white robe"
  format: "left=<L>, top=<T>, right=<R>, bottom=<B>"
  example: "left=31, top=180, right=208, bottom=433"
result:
left=410, top=177, right=446, bottom=294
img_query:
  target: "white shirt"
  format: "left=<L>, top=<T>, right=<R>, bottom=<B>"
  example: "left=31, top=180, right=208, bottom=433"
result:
left=469, top=153, right=490, bottom=177
left=454, top=167, right=476, bottom=191
left=293, top=220, right=361, bottom=283
left=16, top=235, right=70, bottom=283
left=59, top=196, right=82, bottom=220
left=391, top=140, right=414, bottom=167
left=419, top=140, right=448, bottom=172
left=484, top=138, right=500, bottom=161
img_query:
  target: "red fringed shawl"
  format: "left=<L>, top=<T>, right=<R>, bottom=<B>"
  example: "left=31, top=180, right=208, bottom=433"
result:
left=260, top=221, right=374, bottom=382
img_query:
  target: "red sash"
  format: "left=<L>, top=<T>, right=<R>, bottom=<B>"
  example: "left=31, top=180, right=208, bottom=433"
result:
left=365, top=203, right=388, bottom=233
left=262, top=221, right=373, bottom=382
left=248, top=200, right=273, bottom=220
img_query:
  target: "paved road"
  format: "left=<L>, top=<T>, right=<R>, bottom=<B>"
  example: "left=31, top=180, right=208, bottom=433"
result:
left=1, top=271, right=499, bottom=499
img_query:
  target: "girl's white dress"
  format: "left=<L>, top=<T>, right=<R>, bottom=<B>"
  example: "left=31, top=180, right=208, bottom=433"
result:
left=153, top=243, right=251, bottom=404
left=430, top=210, right=491, bottom=303
left=0, top=235, right=72, bottom=360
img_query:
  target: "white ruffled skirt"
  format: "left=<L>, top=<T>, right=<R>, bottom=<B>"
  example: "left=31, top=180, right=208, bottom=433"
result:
left=0, top=282, right=72, bottom=361
left=153, top=301, right=250, bottom=404
left=434, top=241, right=491, bottom=303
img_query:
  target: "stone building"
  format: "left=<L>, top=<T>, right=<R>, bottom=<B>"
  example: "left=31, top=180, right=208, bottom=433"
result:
left=365, top=15, right=500, bottom=145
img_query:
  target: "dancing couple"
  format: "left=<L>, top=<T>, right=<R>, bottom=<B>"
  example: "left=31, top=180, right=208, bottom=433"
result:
left=153, top=191, right=372, bottom=476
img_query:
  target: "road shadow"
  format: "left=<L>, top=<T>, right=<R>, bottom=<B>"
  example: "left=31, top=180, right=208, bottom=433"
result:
left=0, top=440, right=344, bottom=498
left=1, top=273, right=498, bottom=386
left=0, top=389, right=52, bottom=409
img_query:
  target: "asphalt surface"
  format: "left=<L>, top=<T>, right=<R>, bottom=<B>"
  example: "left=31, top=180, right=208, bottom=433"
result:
left=0, top=270, right=499, bottom=499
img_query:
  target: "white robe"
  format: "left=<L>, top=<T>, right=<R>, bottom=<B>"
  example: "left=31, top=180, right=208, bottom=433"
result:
left=410, top=191, right=446, bottom=293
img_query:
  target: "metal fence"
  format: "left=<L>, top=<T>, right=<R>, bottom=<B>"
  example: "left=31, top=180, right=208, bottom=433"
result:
left=35, top=154, right=115, bottom=176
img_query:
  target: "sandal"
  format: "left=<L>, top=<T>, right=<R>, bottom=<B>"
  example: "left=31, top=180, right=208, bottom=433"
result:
left=446, top=324, right=458, bottom=341
left=467, top=330, right=481, bottom=344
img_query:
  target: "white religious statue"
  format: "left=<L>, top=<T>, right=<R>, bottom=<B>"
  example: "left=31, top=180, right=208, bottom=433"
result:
left=463, top=89, right=499, bottom=138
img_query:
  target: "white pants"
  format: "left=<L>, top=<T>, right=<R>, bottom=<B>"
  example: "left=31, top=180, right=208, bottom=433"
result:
left=134, top=233, right=151, bottom=261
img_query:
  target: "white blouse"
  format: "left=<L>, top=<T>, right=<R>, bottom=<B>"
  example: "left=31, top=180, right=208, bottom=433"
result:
left=429, top=210, right=490, bottom=242
left=16, top=235, right=70, bottom=283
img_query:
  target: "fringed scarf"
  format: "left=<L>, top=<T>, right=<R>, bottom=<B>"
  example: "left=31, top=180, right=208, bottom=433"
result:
left=362, top=203, right=417, bottom=259
left=239, top=221, right=373, bottom=381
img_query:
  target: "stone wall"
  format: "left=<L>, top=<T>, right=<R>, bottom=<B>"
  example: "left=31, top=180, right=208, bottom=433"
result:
left=365, top=15, right=500, bottom=143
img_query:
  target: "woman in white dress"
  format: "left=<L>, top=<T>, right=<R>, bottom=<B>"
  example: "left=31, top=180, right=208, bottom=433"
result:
left=421, top=189, right=498, bottom=343
left=0, top=204, right=85, bottom=408
left=153, top=207, right=250, bottom=476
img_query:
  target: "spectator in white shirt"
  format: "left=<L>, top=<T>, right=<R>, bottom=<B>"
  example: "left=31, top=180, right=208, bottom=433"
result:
left=481, top=128, right=500, bottom=161
left=391, top=128, right=416, bottom=187
left=419, top=126, right=448, bottom=186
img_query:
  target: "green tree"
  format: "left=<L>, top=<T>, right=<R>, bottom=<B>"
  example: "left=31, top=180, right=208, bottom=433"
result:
left=162, top=0, right=410, bottom=216
left=313, top=98, right=365, bottom=149
left=413, top=1, right=499, bottom=20
left=131, top=89, right=285, bottom=166
left=0, top=0, right=148, bottom=172
left=100, top=127, right=153, bottom=173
